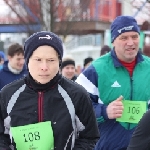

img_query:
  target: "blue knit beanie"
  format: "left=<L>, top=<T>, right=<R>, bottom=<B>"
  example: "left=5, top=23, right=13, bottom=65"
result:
left=24, top=31, right=63, bottom=66
left=111, top=16, right=140, bottom=43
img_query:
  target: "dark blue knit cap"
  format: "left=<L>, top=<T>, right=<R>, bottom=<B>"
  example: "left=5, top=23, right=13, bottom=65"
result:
left=24, top=31, right=63, bottom=65
left=111, top=16, right=140, bottom=43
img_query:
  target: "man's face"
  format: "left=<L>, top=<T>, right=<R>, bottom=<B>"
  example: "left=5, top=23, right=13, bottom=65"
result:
left=61, top=65, right=75, bottom=80
left=113, top=31, right=140, bottom=62
left=8, top=53, right=25, bottom=71
left=28, top=45, right=59, bottom=84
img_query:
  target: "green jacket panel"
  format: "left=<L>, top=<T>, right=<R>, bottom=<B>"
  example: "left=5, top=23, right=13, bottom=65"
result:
left=92, top=52, right=150, bottom=129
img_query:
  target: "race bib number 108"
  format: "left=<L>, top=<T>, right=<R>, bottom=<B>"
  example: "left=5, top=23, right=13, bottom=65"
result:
left=10, top=121, right=54, bottom=150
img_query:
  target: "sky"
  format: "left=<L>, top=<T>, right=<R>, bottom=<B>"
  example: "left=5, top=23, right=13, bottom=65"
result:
left=0, top=1, right=9, bottom=15
left=0, top=0, right=20, bottom=41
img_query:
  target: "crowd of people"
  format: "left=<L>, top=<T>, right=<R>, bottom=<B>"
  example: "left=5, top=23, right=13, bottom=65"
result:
left=0, top=15, right=150, bottom=150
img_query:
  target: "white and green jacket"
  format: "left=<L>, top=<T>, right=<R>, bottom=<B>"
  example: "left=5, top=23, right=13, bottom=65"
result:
left=76, top=50, right=150, bottom=150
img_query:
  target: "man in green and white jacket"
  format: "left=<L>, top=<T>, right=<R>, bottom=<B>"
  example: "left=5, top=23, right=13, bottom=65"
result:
left=76, top=15, right=150, bottom=150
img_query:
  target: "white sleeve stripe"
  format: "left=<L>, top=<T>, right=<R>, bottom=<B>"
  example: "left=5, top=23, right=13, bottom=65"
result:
left=76, top=74, right=103, bottom=104
left=76, top=73, right=99, bottom=96
left=98, top=98, right=103, bottom=104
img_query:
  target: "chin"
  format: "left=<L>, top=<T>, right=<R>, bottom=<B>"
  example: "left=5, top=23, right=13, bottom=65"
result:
left=38, top=81, right=49, bottom=84
left=126, top=54, right=136, bottom=59
left=17, top=68, right=23, bottom=71
left=66, top=76, right=72, bottom=80
left=40, top=78, right=53, bottom=84
left=126, top=57, right=135, bottom=62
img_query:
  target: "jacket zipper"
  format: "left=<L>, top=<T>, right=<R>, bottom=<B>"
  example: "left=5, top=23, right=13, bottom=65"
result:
left=38, top=92, right=44, bottom=122
left=130, top=77, right=133, bottom=100
left=127, top=76, right=133, bottom=130
left=123, top=68, right=134, bottom=130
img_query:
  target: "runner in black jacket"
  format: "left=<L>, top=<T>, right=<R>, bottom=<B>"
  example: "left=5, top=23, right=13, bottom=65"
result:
left=0, top=31, right=99, bottom=150
left=127, top=110, right=150, bottom=150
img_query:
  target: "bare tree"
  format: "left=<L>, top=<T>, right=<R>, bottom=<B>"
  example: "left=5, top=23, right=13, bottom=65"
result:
left=3, top=0, right=91, bottom=40
left=3, top=0, right=41, bottom=35
left=40, top=0, right=91, bottom=41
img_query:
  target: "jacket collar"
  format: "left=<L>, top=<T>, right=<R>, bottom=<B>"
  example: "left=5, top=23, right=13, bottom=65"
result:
left=110, top=48, right=144, bottom=67
left=25, top=72, right=61, bottom=92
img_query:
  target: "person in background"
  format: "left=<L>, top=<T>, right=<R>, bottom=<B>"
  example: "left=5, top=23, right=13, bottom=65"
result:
left=0, top=51, right=6, bottom=61
left=0, top=56, right=4, bottom=70
left=0, top=43, right=27, bottom=90
left=127, top=109, right=150, bottom=150
left=60, top=57, right=77, bottom=81
left=0, top=31, right=99, bottom=150
left=142, top=45, right=150, bottom=57
left=76, top=15, right=150, bottom=150
left=0, top=51, right=6, bottom=69
left=100, top=45, right=111, bottom=56
left=82, top=57, right=93, bottom=71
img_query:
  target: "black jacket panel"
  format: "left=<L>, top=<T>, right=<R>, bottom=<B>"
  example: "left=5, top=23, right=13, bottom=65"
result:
left=127, top=110, right=150, bottom=150
left=0, top=77, right=99, bottom=150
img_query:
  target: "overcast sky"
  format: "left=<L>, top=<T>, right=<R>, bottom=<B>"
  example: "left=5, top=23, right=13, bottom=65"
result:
left=0, top=1, right=10, bottom=15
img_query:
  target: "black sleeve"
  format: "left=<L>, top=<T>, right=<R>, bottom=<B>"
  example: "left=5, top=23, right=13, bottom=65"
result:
left=127, top=110, right=150, bottom=150
left=73, top=88, right=100, bottom=150
left=0, top=92, right=11, bottom=150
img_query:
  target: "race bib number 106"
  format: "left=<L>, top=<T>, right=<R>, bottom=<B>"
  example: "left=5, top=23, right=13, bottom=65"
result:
left=116, top=100, right=147, bottom=123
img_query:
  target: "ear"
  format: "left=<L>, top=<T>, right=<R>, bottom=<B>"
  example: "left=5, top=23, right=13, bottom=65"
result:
left=112, top=42, right=114, bottom=47
left=59, top=68, right=62, bottom=74
left=59, top=60, right=62, bottom=67
left=7, top=55, right=12, bottom=61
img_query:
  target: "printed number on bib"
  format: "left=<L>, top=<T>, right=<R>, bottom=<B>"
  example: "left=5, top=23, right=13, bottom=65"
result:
left=10, top=121, right=54, bottom=150
left=23, top=131, right=40, bottom=142
left=116, top=100, right=146, bottom=123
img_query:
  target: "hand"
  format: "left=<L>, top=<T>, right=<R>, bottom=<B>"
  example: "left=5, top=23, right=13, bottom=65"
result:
left=106, top=95, right=124, bottom=119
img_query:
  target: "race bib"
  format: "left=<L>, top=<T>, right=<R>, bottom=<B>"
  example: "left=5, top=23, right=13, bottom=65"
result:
left=116, top=100, right=147, bottom=123
left=10, top=121, right=54, bottom=150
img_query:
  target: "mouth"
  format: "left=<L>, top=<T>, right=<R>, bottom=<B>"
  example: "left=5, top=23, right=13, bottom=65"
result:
left=126, top=48, right=135, bottom=51
left=67, top=74, right=73, bottom=76
left=39, top=75, right=49, bottom=77
left=18, top=65, right=23, bottom=67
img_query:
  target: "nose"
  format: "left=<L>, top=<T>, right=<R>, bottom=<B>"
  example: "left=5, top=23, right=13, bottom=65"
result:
left=40, top=62, right=48, bottom=71
left=127, top=37, right=134, bottom=46
left=68, top=68, right=72, bottom=72
left=69, top=69, right=75, bottom=74
left=19, top=59, right=25, bottom=65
